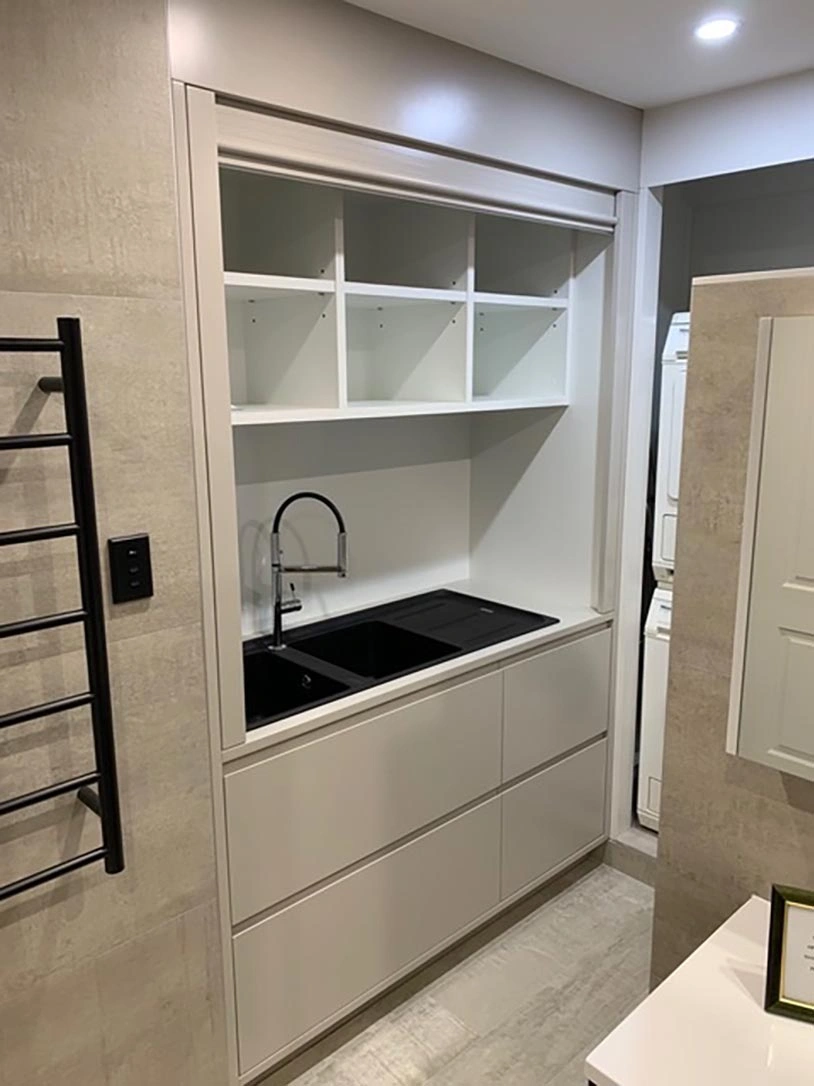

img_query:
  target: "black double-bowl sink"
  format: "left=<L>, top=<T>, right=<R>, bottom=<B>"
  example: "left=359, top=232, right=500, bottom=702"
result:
left=244, top=589, right=558, bottom=730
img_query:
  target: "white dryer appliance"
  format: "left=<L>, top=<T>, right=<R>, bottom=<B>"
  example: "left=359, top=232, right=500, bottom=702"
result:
left=637, top=312, right=689, bottom=832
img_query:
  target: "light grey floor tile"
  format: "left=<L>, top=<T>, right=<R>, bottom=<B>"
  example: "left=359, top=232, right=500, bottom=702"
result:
left=363, top=998, right=477, bottom=1084
left=430, top=937, right=566, bottom=1036
left=424, top=912, right=650, bottom=1086
left=275, top=866, right=652, bottom=1086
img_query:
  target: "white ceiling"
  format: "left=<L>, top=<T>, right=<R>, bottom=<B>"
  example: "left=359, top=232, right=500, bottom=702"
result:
left=346, top=0, right=814, bottom=108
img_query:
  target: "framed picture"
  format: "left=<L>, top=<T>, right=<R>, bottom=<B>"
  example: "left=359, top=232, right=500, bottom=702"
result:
left=765, top=884, right=814, bottom=1023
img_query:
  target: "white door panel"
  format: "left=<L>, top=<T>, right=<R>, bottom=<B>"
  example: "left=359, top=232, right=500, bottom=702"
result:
left=739, top=316, right=814, bottom=777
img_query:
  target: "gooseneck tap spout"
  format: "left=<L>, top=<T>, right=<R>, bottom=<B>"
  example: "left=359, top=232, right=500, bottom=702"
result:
left=270, top=491, right=348, bottom=648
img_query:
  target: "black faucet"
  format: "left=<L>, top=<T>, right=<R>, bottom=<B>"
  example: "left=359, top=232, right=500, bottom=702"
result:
left=270, top=491, right=348, bottom=648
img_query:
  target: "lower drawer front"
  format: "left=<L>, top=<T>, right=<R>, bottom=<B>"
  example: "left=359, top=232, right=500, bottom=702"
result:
left=226, top=671, right=501, bottom=923
left=501, top=739, right=607, bottom=899
left=234, top=797, right=501, bottom=1075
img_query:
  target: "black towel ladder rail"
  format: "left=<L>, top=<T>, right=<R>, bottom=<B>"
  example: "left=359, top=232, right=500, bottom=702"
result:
left=0, top=317, right=124, bottom=902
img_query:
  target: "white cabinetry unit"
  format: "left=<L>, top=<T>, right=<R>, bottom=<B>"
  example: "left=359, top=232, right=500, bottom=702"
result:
left=178, top=87, right=623, bottom=1085
left=503, top=628, right=612, bottom=781
left=502, top=738, right=608, bottom=899
left=234, top=798, right=501, bottom=1076
left=225, top=672, right=502, bottom=923
left=224, top=626, right=611, bottom=1077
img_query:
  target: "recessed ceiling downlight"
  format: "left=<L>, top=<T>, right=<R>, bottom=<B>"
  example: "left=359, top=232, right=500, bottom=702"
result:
left=694, top=16, right=741, bottom=42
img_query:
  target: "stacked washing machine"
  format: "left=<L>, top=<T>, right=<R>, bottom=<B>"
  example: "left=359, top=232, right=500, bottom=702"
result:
left=637, top=312, right=689, bottom=833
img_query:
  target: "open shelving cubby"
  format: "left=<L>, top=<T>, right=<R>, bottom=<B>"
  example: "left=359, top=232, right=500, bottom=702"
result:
left=345, top=289, right=467, bottom=407
left=473, top=295, right=568, bottom=404
left=221, top=174, right=576, bottom=424
left=475, top=213, right=572, bottom=299
left=472, top=214, right=572, bottom=405
left=219, top=167, right=338, bottom=282
left=344, top=192, right=470, bottom=291
left=220, top=167, right=341, bottom=415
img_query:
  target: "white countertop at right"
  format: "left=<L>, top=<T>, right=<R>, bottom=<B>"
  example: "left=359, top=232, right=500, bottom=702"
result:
left=586, top=895, right=814, bottom=1086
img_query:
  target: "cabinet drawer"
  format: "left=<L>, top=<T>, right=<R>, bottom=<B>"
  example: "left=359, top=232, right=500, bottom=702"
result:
left=225, top=671, right=502, bottom=922
left=501, top=738, right=607, bottom=899
left=234, top=797, right=501, bottom=1074
left=503, top=627, right=611, bottom=781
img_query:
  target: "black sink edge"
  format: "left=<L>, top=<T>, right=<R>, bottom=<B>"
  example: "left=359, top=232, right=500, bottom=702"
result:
left=244, top=590, right=559, bottom=732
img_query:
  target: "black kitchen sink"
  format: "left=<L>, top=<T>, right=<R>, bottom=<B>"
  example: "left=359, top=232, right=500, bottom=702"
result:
left=243, top=649, right=351, bottom=727
left=244, top=589, right=559, bottom=731
left=291, top=620, right=457, bottom=680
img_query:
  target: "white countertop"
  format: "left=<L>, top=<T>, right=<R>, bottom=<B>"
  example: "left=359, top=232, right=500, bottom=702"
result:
left=586, top=896, right=814, bottom=1086
left=224, top=578, right=611, bottom=764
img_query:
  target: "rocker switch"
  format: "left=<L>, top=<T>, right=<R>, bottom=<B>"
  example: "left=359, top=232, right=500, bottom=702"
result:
left=108, top=534, right=154, bottom=603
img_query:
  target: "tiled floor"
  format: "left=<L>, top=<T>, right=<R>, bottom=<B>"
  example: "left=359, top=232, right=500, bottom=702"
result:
left=261, top=865, right=654, bottom=1086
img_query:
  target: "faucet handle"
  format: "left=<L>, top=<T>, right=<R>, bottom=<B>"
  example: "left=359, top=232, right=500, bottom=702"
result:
left=281, top=581, right=303, bottom=615
left=337, top=532, right=348, bottom=578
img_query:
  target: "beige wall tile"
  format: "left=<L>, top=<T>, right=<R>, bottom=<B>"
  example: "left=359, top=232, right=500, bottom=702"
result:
left=653, top=270, right=814, bottom=982
left=0, top=624, right=218, bottom=1001
left=0, top=0, right=181, bottom=300
left=94, top=902, right=228, bottom=1086
left=0, top=291, right=204, bottom=663
left=0, top=951, right=106, bottom=1086
left=0, top=0, right=227, bottom=1079
left=0, top=903, right=227, bottom=1086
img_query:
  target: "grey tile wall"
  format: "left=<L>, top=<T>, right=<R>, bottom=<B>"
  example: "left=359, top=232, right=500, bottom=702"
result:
left=0, top=1, right=227, bottom=1082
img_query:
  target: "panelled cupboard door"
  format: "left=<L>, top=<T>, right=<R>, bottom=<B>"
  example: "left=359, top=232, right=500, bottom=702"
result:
left=501, top=739, right=607, bottom=899
left=502, top=628, right=611, bottom=781
left=225, top=672, right=502, bottom=922
left=739, top=317, right=814, bottom=779
left=233, top=798, right=501, bottom=1075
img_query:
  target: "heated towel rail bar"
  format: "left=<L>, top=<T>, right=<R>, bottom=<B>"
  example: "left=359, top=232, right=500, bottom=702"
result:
left=0, top=317, right=124, bottom=902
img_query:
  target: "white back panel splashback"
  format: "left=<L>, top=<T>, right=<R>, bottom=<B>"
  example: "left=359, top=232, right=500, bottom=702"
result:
left=233, top=417, right=471, bottom=636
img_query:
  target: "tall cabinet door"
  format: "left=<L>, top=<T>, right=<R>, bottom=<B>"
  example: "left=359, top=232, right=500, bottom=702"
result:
left=739, top=316, right=814, bottom=778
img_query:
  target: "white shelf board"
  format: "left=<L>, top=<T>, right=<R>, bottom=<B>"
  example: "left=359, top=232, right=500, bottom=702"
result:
left=224, top=271, right=335, bottom=301
left=474, top=291, right=567, bottom=312
left=471, top=396, right=567, bottom=411
left=345, top=282, right=467, bottom=307
left=231, top=397, right=565, bottom=426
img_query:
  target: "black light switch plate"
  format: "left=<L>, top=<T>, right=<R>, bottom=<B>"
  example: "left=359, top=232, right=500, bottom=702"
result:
left=108, top=534, right=154, bottom=604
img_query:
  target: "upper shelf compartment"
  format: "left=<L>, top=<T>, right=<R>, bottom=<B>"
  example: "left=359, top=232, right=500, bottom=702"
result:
left=475, top=215, right=572, bottom=300
left=344, top=193, right=469, bottom=291
left=220, top=167, right=338, bottom=281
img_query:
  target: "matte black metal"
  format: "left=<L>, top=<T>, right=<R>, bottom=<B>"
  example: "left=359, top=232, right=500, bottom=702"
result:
left=0, top=432, right=71, bottom=450
left=0, top=337, right=63, bottom=353
left=57, top=317, right=124, bottom=876
left=77, top=786, right=102, bottom=817
left=0, top=772, right=100, bottom=818
left=37, top=375, right=64, bottom=393
left=0, top=691, right=93, bottom=731
left=0, top=848, right=106, bottom=904
left=0, top=608, right=86, bottom=641
left=271, top=490, right=347, bottom=534
left=270, top=491, right=348, bottom=648
left=0, top=317, right=125, bottom=900
left=108, top=533, right=154, bottom=603
left=0, top=522, right=79, bottom=547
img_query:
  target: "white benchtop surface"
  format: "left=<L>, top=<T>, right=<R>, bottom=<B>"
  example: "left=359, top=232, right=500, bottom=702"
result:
left=586, top=896, right=814, bottom=1086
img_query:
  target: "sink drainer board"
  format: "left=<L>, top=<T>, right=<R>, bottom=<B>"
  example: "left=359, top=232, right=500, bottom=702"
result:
left=243, top=589, right=558, bottom=729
